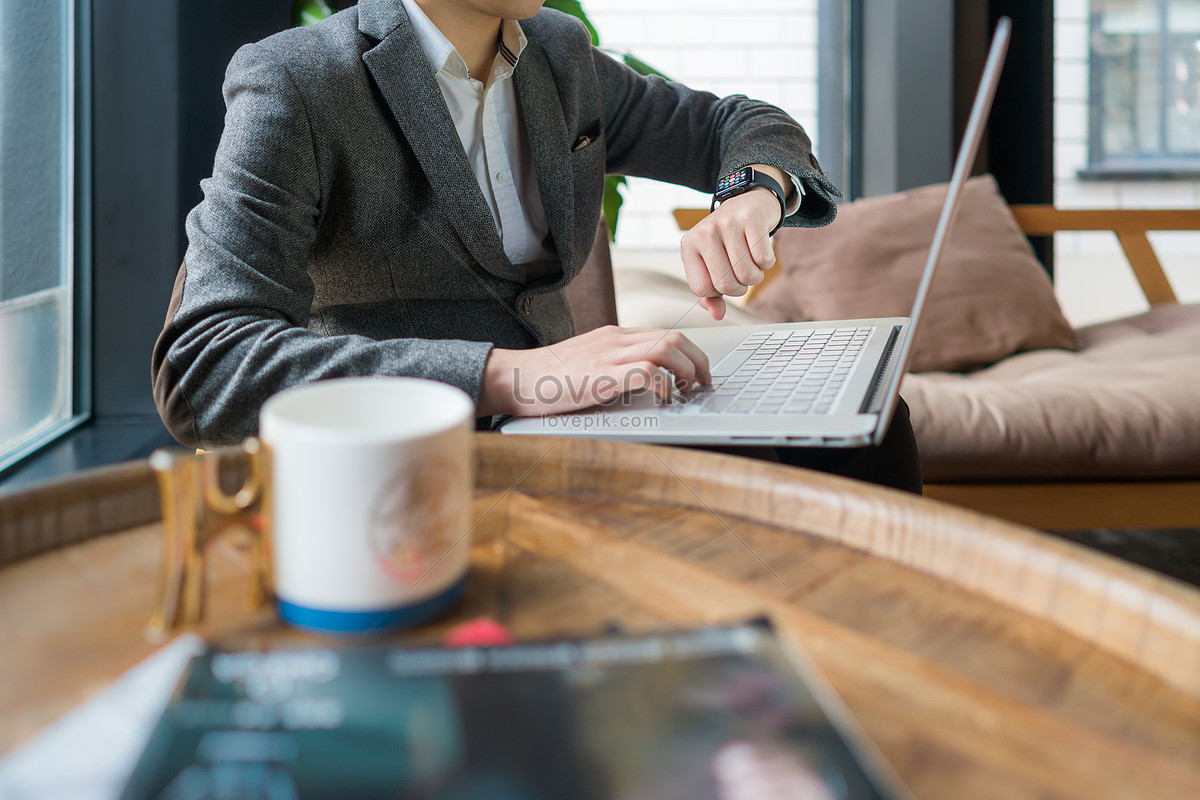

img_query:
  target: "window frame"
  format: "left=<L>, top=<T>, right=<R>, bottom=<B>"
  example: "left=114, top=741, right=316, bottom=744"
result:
left=0, top=0, right=92, bottom=475
left=1084, top=0, right=1200, bottom=178
left=1, top=1, right=300, bottom=490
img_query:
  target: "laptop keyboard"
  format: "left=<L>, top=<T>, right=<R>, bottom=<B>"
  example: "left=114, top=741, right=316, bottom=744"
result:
left=677, top=327, right=872, bottom=415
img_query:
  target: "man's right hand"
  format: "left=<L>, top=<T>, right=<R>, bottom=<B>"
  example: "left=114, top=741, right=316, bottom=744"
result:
left=478, top=325, right=712, bottom=417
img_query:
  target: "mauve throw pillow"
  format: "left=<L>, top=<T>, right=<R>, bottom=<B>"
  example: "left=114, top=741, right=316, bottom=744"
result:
left=748, top=175, right=1078, bottom=373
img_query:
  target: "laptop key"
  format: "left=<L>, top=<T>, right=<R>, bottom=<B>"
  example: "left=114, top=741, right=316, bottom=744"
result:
left=728, top=398, right=760, bottom=414
left=699, top=396, right=738, bottom=414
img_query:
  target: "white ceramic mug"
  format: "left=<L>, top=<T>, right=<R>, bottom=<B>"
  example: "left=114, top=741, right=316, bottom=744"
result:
left=258, top=377, right=476, bottom=633
left=148, top=377, right=475, bottom=637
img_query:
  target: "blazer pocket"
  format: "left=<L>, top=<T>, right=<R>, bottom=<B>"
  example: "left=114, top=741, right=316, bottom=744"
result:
left=571, top=120, right=603, bottom=153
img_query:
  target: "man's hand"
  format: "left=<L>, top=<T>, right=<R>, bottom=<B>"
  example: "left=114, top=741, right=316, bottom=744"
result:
left=478, top=325, right=711, bottom=417
left=682, top=164, right=790, bottom=321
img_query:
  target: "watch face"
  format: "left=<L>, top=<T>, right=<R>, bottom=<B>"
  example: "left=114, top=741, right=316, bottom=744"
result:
left=717, top=168, right=751, bottom=194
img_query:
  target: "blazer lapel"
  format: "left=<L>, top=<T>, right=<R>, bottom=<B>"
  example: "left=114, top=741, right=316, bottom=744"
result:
left=359, top=1, right=524, bottom=283
left=513, top=44, right=576, bottom=277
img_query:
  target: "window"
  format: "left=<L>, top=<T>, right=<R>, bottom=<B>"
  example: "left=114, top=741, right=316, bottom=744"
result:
left=0, top=0, right=85, bottom=472
left=1088, top=0, right=1200, bottom=175
left=582, top=0, right=821, bottom=248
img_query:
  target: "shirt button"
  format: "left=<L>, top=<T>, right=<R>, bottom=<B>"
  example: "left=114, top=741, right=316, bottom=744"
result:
left=496, top=172, right=507, bottom=184
left=522, top=297, right=532, bottom=313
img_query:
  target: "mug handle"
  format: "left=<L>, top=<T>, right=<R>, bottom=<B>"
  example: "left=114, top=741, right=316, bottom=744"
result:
left=147, top=438, right=273, bottom=640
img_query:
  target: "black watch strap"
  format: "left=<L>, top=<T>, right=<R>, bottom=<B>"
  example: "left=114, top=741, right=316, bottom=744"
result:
left=711, top=167, right=788, bottom=235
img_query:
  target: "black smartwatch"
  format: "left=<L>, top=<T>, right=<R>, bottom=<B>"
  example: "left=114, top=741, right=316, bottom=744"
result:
left=711, top=166, right=788, bottom=235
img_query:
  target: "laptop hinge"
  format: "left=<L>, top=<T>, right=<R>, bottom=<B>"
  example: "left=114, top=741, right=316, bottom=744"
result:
left=861, top=325, right=903, bottom=414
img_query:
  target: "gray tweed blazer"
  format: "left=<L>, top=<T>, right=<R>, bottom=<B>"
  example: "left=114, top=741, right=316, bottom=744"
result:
left=152, top=0, right=840, bottom=447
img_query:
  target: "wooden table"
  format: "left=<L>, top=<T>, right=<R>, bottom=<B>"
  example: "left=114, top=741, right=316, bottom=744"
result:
left=3, top=433, right=1200, bottom=799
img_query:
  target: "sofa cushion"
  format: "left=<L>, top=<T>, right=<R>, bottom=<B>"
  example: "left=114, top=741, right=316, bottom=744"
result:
left=749, top=175, right=1079, bottom=373
left=905, top=303, right=1200, bottom=481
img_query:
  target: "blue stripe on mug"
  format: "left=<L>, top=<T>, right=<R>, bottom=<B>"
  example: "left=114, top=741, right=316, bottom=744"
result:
left=277, top=575, right=468, bottom=634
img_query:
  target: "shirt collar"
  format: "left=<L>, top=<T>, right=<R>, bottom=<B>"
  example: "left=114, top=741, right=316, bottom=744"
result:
left=496, top=18, right=528, bottom=75
left=400, top=0, right=527, bottom=80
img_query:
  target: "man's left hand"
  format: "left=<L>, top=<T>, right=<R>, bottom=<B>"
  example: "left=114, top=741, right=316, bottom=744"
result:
left=681, top=164, right=789, bottom=321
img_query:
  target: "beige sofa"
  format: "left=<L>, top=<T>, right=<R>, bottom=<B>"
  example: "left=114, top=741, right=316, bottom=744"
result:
left=610, top=201, right=1200, bottom=531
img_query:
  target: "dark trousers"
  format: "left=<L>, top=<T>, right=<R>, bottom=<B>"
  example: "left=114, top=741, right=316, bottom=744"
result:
left=684, top=399, right=923, bottom=495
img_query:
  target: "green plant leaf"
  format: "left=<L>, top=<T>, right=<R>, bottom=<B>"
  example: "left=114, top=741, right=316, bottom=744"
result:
left=294, top=0, right=334, bottom=27
left=621, top=53, right=669, bottom=79
left=602, top=176, right=626, bottom=243
left=542, top=0, right=600, bottom=46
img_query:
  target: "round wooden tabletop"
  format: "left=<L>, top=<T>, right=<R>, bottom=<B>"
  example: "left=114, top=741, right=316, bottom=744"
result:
left=2, top=433, right=1199, bottom=799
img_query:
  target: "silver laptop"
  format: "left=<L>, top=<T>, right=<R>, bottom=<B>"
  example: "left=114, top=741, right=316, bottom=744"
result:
left=504, top=19, right=1011, bottom=447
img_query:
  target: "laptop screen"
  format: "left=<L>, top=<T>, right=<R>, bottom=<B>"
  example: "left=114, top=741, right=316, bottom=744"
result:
left=872, top=17, right=1011, bottom=444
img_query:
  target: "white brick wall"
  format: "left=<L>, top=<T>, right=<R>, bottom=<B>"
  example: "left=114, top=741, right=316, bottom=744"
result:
left=584, top=0, right=821, bottom=248
left=1053, top=0, right=1200, bottom=324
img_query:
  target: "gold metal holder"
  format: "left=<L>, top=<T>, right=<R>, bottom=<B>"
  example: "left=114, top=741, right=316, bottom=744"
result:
left=147, top=439, right=273, bottom=640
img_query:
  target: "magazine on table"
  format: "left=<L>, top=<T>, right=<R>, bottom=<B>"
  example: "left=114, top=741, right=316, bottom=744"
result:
left=120, top=620, right=908, bottom=800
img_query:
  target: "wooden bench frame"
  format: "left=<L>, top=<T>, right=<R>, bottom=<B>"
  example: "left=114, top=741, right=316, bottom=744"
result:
left=673, top=206, right=1200, bottom=531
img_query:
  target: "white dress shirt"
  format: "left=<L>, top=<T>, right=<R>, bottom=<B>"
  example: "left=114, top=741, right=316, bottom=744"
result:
left=400, top=0, right=803, bottom=274
left=400, top=0, right=556, bottom=272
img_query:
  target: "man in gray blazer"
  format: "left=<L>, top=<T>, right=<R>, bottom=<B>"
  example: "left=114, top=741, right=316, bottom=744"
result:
left=153, top=0, right=920, bottom=490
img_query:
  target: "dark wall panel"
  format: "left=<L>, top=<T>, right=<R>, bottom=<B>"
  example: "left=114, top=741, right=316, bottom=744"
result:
left=980, top=0, right=1054, bottom=273
left=91, top=0, right=181, bottom=417
left=984, top=0, right=1053, bottom=208
left=91, top=0, right=292, bottom=417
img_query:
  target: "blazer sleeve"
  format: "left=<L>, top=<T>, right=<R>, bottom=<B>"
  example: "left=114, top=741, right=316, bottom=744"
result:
left=152, top=43, right=493, bottom=448
left=588, top=46, right=842, bottom=228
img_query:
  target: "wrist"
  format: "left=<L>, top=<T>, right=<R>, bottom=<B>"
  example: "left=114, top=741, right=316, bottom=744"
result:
left=748, top=164, right=791, bottom=201
left=712, top=166, right=788, bottom=235
left=479, top=348, right=519, bottom=416
left=747, top=185, right=785, bottom=230
left=750, top=165, right=801, bottom=225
